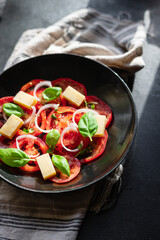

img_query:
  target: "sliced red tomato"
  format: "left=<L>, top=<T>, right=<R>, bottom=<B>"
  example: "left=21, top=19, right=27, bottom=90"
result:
left=80, top=130, right=108, bottom=163
left=62, top=131, right=81, bottom=150
left=47, top=107, right=78, bottom=156
left=46, top=106, right=76, bottom=131
left=56, top=108, right=76, bottom=133
left=21, top=79, right=44, bottom=93
left=11, top=137, right=48, bottom=172
left=56, top=106, right=76, bottom=114
left=55, top=128, right=90, bottom=157
left=84, top=96, right=113, bottom=128
left=59, top=94, right=67, bottom=106
left=50, top=157, right=81, bottom=183
left=0, top=96, right=14, bottom=127
left=29, top=88, right=44, bottom=99
left=74, top=112, right=84, bottom=124
left=45, top=109, right=58, bottom=131
left=52, top=78, right=87, bottom=96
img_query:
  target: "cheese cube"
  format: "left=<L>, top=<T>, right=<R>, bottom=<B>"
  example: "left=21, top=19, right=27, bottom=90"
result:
left=0, top=114, right=24, bottom=139
left=36, top=153, right=56, bottom=180
left=62, top=86, right=85, bottom=107
left=13, top=91, right=37, bottom=109
left=94, top=115, right=107, bottom=137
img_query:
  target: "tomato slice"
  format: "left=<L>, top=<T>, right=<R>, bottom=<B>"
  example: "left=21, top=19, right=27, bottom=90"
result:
left=56, top=107, right=76, bottom=133
left=11, top=137, right=48, bottom=172
left=46, top=106, right=76, bottom=131
left=84, top=96, right=113, bottom=128
left=0, top=96, right=14, bottom=127
left=80, top=130, right=108, bottom=163
left=52, top=78, right=87, bottom=96
left=29, top=88, right=44, bottom=99
left=62, top=130, right=81, bottom=150
left=21, top=79, right=44, bottom=93
left=50, top=157, right=81, bottom=183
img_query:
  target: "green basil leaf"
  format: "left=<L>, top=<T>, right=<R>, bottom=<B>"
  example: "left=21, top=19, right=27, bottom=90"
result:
left=91, top=104, right=95, bottom=109
left=52, top=154, right=70, bottom=177
left=77, top=143, right=83, bottom=150
left=51, top=114, right=57, bottom=119
left=0, top=148, right=30, bottom=167
left=46, top=147, right=54, bottom=154
left=42, top=87, right=62, bottom=101
left=23, top=128, right=34, bottom=134
left=46, top=129, right=60, bottom=149
left=75, top=145, right=92, bottom=159
left=78, top=112, right=98, bottom=141
left=3, top=103, right=24, bottom=117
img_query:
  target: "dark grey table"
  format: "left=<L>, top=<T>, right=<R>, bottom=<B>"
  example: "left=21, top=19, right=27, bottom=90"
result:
left=0, top=1, right=160, bottom=240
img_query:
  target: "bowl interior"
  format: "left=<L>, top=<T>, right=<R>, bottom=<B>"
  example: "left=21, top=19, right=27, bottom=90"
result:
left=0, top=54, right=136, bottom=193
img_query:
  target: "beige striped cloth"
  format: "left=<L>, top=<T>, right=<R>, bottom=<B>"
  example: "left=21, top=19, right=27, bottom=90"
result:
left=5, top=8, right=147, bottom=72
left=0, top=8, right=147, bottom=240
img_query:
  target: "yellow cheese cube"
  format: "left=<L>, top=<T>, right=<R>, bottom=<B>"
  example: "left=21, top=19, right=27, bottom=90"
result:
left=13, top=91, right=37, bottom=109
left=62, top=86, right=85, bottom=107
left=94, top=115, right=107, bottom=137
left=36, top=153, right=56, bottom=180
left=0, top=114, right=24, bottom=139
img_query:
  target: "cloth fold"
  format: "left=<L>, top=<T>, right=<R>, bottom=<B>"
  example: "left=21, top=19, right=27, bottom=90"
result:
left=0, top=8, right=146, bottom=240
left=4, top=8, right=147, bottom=72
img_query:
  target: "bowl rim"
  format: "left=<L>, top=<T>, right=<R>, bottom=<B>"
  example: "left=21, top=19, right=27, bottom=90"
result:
left=0, top=53, right=138, bottom=193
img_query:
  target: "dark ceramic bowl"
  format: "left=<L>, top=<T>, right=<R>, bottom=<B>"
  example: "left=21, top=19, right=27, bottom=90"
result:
left=0, top=54, right=137, bottom=193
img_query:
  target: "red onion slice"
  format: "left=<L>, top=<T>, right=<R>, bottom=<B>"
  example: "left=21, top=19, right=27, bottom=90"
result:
left=35, top=103, right=59, bottom=133
left=2, top=111, right=8, bottom=121
left=61, top=123, right=83, bottom=152
left=23, top=106, right=36, bottom=125
left=33, top=80, right=52, bottom=101
left=72, top=108, right=99, bottom=127
left=16, top=134, right=40, bottom=158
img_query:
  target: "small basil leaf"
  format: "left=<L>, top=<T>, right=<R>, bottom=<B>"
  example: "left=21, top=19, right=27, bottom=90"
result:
left=75, top=145, right=92, bottom=159
left=77, top=143, right=83, bottom=150
left=52, top=154, right=70, bottom=177
left=46, top=147, right=54, bottom=154
left=51, top=114, right=57, bottom=119
left=42, top=87, right=62, bottom=101
left=3, top=103, right=24, bottom=117
left=0, top=148, right=30, bottom=167
left=46, top=129, right=60, bottom=149
left=23, top=128, right=34, bottom=134
left=91, top=104, right=95, bottom=109
left=78, top=112, right=98, bottom=141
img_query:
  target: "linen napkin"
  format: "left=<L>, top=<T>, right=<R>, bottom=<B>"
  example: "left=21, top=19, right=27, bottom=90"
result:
left=4, top=8, right=146, bottom=72
left=0, top=8, right=146, bottom=240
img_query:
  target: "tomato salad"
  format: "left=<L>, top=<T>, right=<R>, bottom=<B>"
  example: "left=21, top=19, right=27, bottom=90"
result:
left=0, top=78, right=112, bottom=184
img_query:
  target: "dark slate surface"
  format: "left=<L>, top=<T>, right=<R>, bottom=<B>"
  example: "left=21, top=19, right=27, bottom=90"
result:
left=0, top=1, right=160, bottom=240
